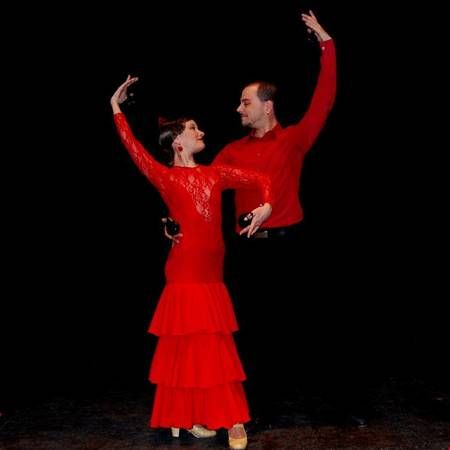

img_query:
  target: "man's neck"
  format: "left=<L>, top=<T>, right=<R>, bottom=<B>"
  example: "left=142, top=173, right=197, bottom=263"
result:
left=253, top=117, right=278, bottom=138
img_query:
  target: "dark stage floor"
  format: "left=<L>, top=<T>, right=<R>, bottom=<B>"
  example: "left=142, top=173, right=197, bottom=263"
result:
left=1, top=377, right=449, bottom=449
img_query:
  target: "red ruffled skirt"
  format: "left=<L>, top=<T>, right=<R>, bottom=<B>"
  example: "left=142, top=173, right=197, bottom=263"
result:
left=148, top=282, right=250, bottom=429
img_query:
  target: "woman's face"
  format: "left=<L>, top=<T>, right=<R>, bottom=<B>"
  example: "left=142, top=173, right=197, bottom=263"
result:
left=177, top=120, right=205, bottom=153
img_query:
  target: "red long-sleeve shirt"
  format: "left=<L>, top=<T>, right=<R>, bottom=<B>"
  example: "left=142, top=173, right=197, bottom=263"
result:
left=214, top=39, right=336, bottom=229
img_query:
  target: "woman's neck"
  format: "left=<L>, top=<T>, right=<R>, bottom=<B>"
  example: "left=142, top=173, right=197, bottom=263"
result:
left=173, top=154, right=197, bottom=167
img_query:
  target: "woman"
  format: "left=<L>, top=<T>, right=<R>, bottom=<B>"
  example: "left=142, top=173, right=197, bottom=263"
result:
left=111, top=76, right=272, bottom=450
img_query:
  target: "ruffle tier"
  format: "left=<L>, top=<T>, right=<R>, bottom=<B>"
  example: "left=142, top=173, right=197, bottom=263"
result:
left=149, top=282, right=238, bottom=336
left=150, top=333, right=246, bottom=387
left=150, top=382, right=250, bottom=429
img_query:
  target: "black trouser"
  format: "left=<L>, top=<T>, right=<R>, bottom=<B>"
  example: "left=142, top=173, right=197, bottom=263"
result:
left=225, top=221, right=375, bottom=420
left=225, top=222, right=312, bottom=414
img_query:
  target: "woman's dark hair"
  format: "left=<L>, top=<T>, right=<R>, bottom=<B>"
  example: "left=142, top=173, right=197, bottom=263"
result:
left=157, top=117, right=189, bottom=166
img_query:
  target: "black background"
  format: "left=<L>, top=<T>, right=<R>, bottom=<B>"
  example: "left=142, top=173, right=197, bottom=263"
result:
left=2, top=0, right=447, bottom=406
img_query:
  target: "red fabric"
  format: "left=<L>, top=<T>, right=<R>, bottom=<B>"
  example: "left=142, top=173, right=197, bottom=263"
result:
left=150, top=333, right=246, bottom=387
left=214, top=39, right=336, bottom=229
left=151, top=383, right=249, bottom=429
left=149, top=282, right=238, bottom=336
left=114, top=112, right=272, bottom=428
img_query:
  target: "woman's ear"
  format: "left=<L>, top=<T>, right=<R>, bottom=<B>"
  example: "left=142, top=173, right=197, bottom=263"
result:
left=172, top=137, right=183, bottom=153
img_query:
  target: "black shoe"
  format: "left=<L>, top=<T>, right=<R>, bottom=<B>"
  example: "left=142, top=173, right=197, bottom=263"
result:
left=348, top=414, right=368, bottom=428
left=250, top=407, right=282, bottom=430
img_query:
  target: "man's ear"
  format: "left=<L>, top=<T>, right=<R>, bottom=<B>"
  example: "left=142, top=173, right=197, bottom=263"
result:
left=264, top=100, right=274, bottom=115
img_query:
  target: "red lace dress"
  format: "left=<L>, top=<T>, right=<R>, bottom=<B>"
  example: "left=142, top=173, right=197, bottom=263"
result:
left=114, top=113, right=272, bottom=429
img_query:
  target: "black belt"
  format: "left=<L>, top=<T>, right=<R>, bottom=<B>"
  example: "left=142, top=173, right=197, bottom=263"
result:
left=243, top=222, right=303, bottom=239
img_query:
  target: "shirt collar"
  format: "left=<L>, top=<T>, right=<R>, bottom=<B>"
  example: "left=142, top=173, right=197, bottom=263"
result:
left=248, top=123, right=282, bottom=141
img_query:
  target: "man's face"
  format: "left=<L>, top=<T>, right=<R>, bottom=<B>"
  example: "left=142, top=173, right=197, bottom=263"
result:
left=236, top=85, right=266, bottom=128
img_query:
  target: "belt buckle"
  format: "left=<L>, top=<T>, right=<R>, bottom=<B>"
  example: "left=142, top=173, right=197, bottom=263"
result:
left=253, top=230, right=269, bottom=239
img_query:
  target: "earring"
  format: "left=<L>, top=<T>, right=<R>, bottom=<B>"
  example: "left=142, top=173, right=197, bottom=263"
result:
left=177, top=146, right=183, bottom=152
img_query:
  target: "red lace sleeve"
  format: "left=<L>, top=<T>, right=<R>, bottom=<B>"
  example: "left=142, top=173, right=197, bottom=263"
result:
left=215, top=164, right=273, bottom=205
left=113, top=112, right=169, bottom=191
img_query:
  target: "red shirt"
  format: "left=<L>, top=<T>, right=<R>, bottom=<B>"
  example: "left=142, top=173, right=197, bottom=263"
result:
left=214, top=39, right=336, bottom=229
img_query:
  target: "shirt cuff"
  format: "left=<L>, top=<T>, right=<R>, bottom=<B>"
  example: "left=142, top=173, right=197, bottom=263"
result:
left=320, top=38, right=333, bottom=52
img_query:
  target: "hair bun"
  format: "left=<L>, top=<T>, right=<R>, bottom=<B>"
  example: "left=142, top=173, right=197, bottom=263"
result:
left=157, top=116, right=170, bottom=127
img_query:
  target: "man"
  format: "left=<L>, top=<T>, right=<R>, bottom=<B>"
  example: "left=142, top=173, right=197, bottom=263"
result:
left=210, top=10, right=337, bottom=426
